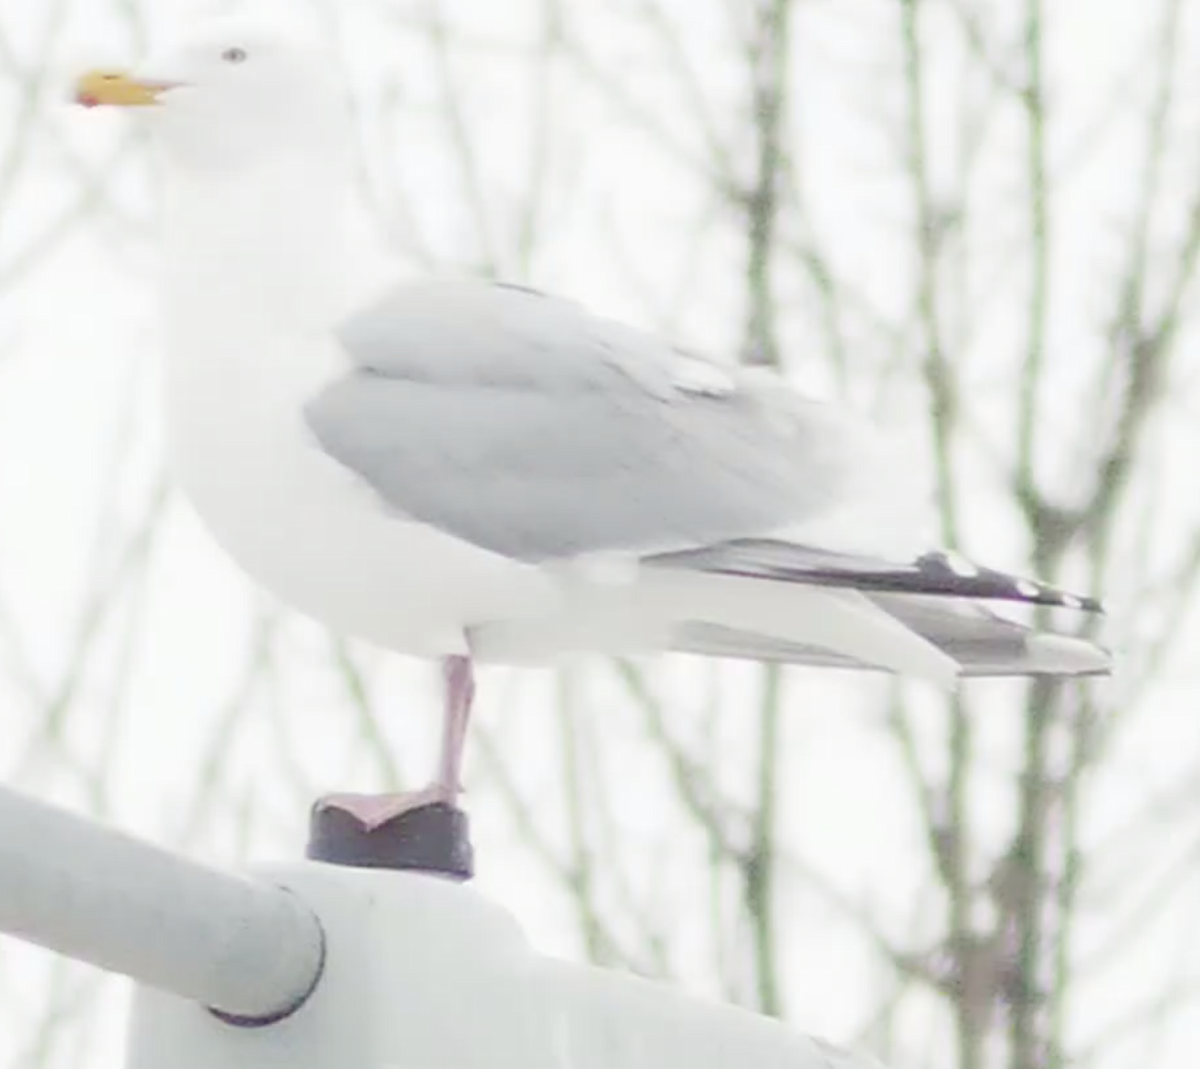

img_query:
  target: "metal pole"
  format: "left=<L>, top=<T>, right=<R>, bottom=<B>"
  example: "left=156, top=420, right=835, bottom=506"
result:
left=0, top=784, right=324, bottom=1023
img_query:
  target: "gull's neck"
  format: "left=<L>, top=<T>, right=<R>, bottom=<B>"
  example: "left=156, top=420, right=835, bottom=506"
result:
left=159, top=157, right=369, bottom=334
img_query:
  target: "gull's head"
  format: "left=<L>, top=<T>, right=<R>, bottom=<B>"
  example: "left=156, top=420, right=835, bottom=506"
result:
left=73, top=21, right=348, bottom=176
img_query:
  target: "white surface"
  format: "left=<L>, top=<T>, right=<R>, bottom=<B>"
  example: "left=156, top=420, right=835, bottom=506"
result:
left=128, top=861, right=888, bottom=1069
left=0, top=785, right=323, bottom=1020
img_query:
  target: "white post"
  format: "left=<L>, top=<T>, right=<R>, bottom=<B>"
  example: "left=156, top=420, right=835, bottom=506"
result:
left=0, top=784, right=324, bottom=1022
left=128, top=863, right=888, bottom=1069
left=0, top=785, right=890, bottom=1069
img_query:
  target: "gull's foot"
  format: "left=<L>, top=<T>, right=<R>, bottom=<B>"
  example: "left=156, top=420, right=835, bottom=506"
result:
left=315, top=785, right=457, bottom=832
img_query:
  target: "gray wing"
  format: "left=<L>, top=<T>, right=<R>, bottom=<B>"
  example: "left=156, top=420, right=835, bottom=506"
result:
left=305, top=279, right=869, bottom=562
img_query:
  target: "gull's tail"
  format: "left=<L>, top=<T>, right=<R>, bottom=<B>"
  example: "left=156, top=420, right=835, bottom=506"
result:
left=644, top=539, right=1110, bottom=685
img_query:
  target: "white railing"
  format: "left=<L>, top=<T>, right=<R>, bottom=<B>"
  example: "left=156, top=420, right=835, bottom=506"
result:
left=0, top=784, right=323, bottom=1021
left=0, top=784, right=889, bottom=1069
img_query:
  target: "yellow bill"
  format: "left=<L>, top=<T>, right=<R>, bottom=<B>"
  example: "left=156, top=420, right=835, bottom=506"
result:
left=75, top=71, right=173, bottom=108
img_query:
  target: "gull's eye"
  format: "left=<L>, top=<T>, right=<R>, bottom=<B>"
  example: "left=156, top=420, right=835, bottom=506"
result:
left=221, top=46, right=248, bottom=64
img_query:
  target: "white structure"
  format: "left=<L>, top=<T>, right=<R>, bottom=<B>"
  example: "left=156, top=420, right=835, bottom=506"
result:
left=0, top=784, right=322, bottom=1020
left=0, top=785, right=887, bottom=1069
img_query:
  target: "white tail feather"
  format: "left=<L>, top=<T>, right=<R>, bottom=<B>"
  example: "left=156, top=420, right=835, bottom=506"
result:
left=645, top=571, right=960, bottom=688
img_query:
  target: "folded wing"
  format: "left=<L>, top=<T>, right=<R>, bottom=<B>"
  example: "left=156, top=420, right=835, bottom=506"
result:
left=307, top=278, right=1109, bottom=683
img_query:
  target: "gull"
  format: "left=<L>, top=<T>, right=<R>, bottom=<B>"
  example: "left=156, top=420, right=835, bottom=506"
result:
left=73, top=21, right=1109, bottom=830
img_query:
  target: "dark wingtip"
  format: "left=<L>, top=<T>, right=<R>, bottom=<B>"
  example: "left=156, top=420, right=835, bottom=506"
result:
left=649, top=540, right=1106, bottom=613
left=911, top=552, right=1106, bottom=613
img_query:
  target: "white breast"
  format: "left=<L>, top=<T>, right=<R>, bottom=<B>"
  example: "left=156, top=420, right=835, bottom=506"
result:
left=161, top=325, right=556, bottom=656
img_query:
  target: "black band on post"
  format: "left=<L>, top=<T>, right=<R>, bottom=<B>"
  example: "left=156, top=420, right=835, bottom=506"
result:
left=305, top=801, right=474, bottom=881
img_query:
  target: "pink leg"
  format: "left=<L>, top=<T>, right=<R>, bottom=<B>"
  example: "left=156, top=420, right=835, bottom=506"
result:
left=317, top=655, right=475, bottom=831
left=436, top=654, right=475, bottom=795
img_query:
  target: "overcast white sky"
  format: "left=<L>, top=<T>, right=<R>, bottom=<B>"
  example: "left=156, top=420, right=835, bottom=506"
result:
left=1, top=0, right=1199, bottom=1067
